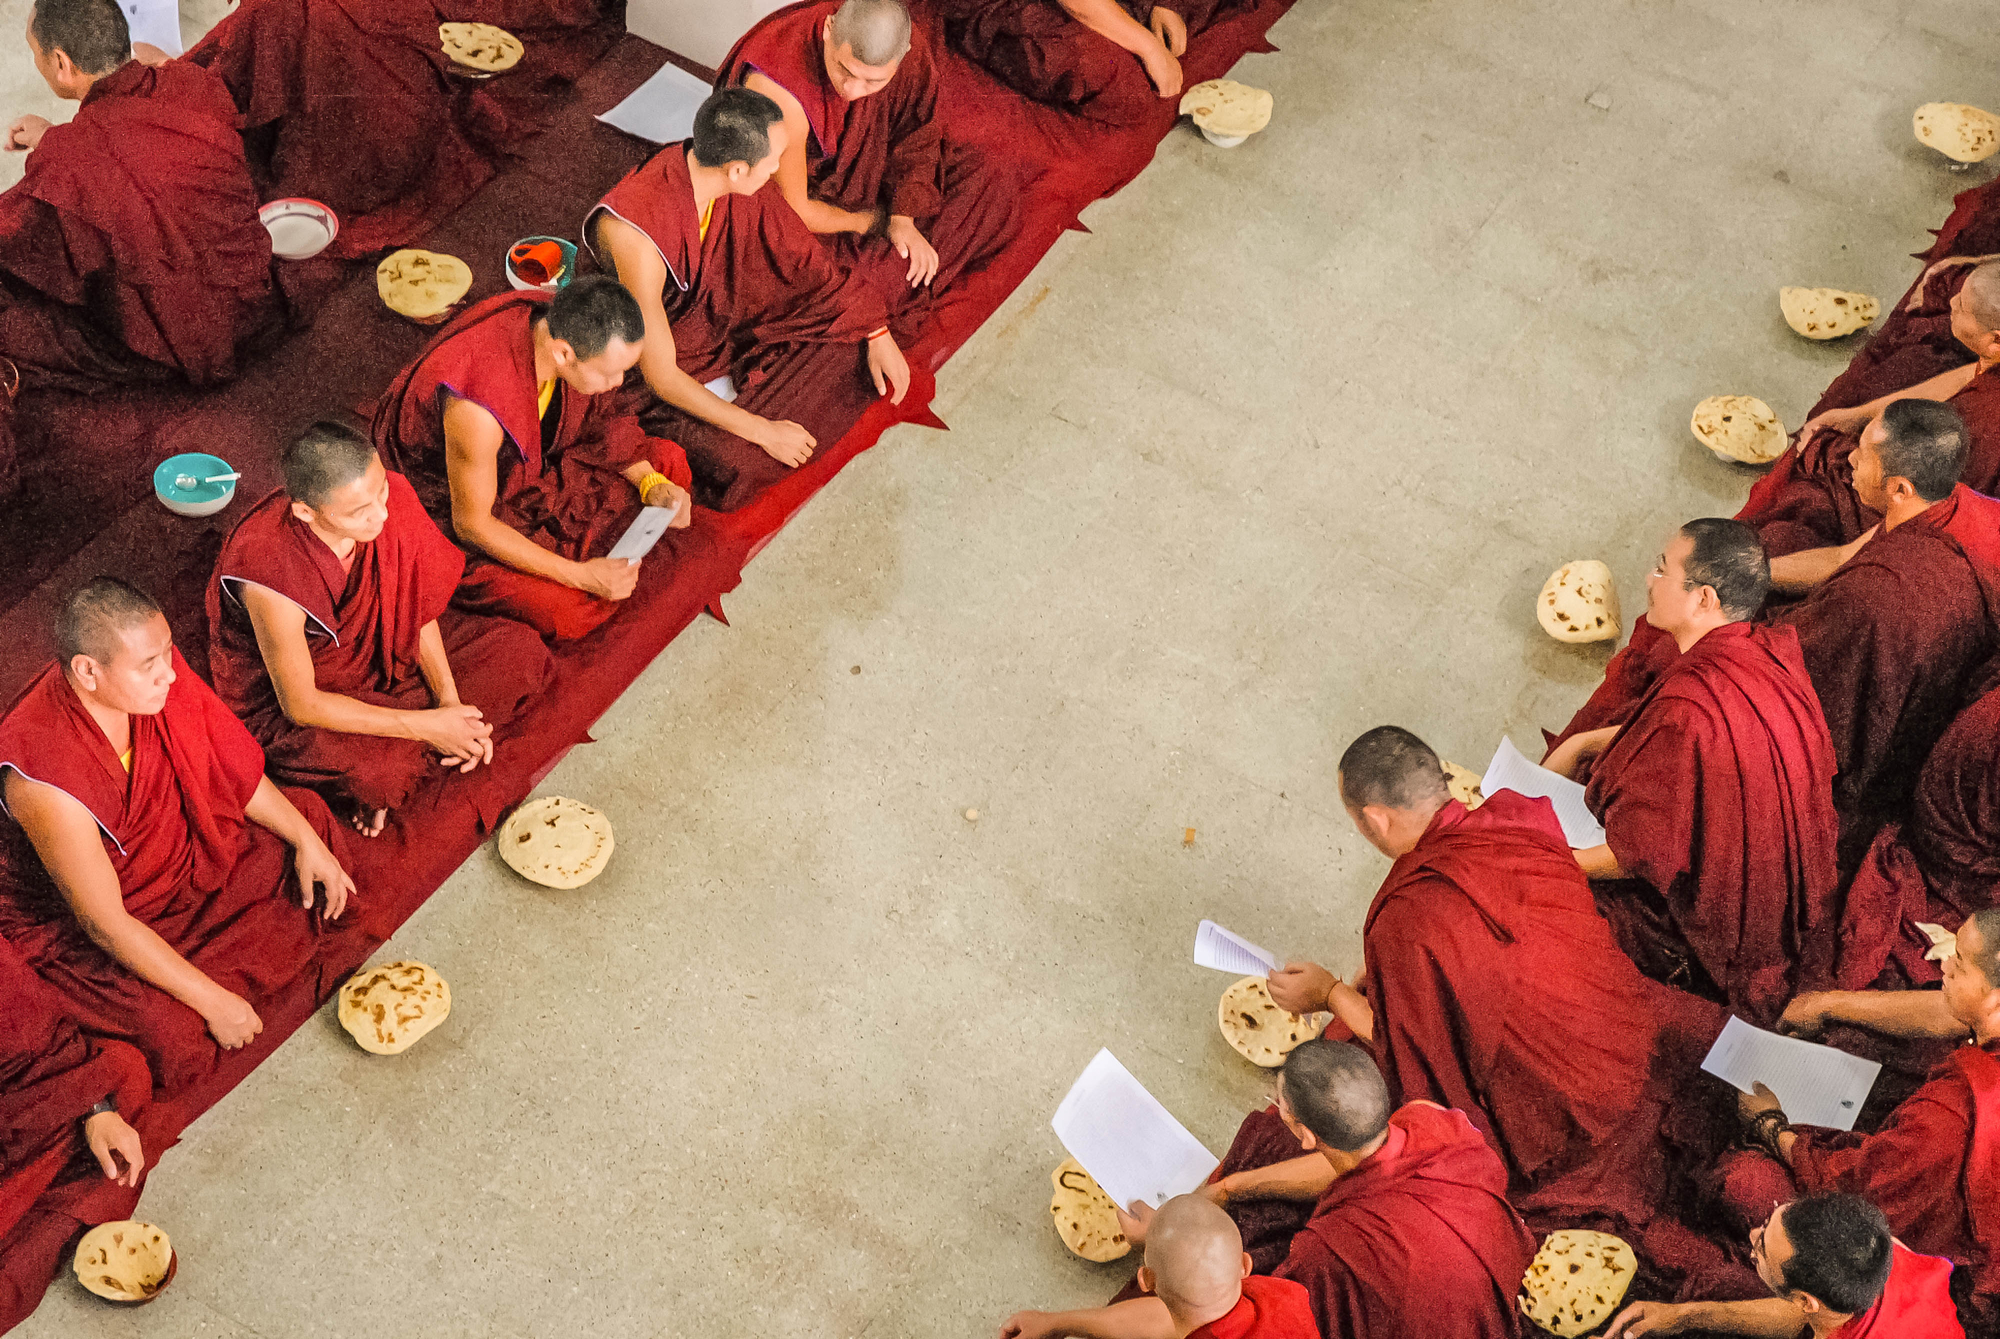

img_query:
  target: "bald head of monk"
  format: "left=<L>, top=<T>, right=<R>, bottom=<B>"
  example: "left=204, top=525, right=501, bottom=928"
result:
left=55, top=576, right=174, bottom=716
left=1131, top=1195, right=1254, bottom=1336
left=1337, top=725, right=1450, bottom=858
left=821, top=0, right=910, bottom=100
left=1951, top=260, right=2000, bottom=364
left=1276, top=1038, right=1393, bottom=1173
left=27, top=0, right=128, bottom=100
left=1646, top=518, right=1768, bottom=651
left=285, top=421, right=389, bottom=549
left=1849, top=398, right=1968, bottom=521
left=538, top=275, right=645, bottom=397
left=1943, top=907, right=2000, bottom=1037
left=690, top=87, right=790, bottom=194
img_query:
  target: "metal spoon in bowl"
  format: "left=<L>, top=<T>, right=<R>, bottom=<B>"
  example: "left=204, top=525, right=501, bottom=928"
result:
left=173, top=471, right=241, bottom=489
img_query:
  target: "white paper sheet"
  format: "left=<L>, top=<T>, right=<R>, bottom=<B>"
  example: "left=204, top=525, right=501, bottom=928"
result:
left=595, top=59, right=713, bottom=145
left=607, top=505, right=677, bottom=563
left=1051, top=1050, right=1219, bottom=1213
left=704, top=375, right=738, bottom=403
left=120, top=0, right=183, bottom=57
left=1193, top=920, right=1279, bottom=977
left=1480, top=736, right=1607, bottom=849
left=1699, top=1015, right=1881, bottom=1132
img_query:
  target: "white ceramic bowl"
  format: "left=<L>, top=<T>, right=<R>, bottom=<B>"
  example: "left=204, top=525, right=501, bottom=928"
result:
left=1201, top=128, right=1249, bottom=148
left=259, top=198, right=339, bottom=261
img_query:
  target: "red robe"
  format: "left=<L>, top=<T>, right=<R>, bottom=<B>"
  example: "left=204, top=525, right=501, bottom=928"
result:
left=1828, top=1245, right=1966, bottom=1339
left=1188, top=1276, right=1320, bottom=1339
left=585, top=143, right=885, bottom=511
left=0, top=652, right=361, bottom=1092
left=1583, top=622, right=1841, bottom=1019
left=1540, top=614, right=1683, bottom=769
left=0, top=59, right=276, bottom=391
left=1360, top=791, right=1728, bottom=1286
left=370, top=292, right=692, bottom=640
left=206, top=474, right=555, bottom=813
left=719, top=1, right=1019, bottom=317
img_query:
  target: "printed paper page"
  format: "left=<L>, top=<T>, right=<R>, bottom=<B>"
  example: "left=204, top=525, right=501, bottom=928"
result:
left=1699, top=1015, right=1881, bottom=1132
left=1481, top=736, right=1608, bottom=849
left=1051, top=1050, right=1219, bottom=1212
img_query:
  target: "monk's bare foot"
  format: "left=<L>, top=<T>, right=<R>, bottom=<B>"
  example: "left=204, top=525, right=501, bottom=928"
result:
left=348, top=806, right=388, bottom=839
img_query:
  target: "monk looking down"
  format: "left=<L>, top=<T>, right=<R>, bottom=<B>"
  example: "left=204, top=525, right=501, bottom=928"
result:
left=1546, top=520, right=1841, bottom=1021
left=0, top=0, right=275, bottom=392
left=588, top=87, right=903, bottom=509
left=0, top=579, right=358, bottom=1092
left=373, top=276, right=693, bottom=641
left=998, top=1195, right=1319, bottom=1339
left=207, top=423, right=555, bottom=838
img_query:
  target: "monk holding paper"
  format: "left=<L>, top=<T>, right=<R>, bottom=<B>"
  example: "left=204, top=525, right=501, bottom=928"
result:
left=0, top=0, right=276, bottom=391
left=207, top=422, right=554, bottom=838
left=372, top=276, right=693, bottom=641
left=0, top=579, right=358, bottom=1092
left=587, top=87, right=904, bottom=511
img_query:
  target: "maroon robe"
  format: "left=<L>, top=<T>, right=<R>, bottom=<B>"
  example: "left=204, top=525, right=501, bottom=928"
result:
left=1583, top=622, right=1841, bottom=1018
left=0, top=59, right=276, bottom=391
left=371, top=292, right=692, bottom=639
left=585, top=143, right=885, bottom=511
left=1541, top=614, right=1683, bottom=766
left=719, top=1, right=1018, bottom=318
left=1188, top=1276, right=1319, bottom=1339
left=0, top=652, right=361, bottom=1092
left=206, top=473, right=554, bottom=813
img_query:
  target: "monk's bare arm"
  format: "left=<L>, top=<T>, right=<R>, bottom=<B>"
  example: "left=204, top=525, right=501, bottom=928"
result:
left=414, top=620, right=461, bottom=708
left=1213, top=1153, right=1336, bottom=1205
left=1779, top=988, right=1965, bottom=1043
left=745, top=73, right=878, bottom=235
left=2, top=769, right=262, bottom=1045
left=242, top=776, right=353, bottom=918
left=442, top=399, right=595, bottom=585
left=1573, top=843, right=1627, bottom=880
left=1767, top=527, right=1877, bottom=594
left=1055, top=0, right=1181, bottom=94
left=1807, top=362, right=1981, bottom=433
left=1605, top=1297, right=1806, bottom=1339
left=997, top=1298, right=1175, bottom=1339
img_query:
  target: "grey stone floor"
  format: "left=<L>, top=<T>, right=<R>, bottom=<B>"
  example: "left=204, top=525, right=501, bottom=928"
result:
left=12, top=1, right=2000, bottom=1336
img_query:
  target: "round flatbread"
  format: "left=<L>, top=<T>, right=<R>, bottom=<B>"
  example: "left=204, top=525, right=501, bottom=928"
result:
left=1179, top=79, right=1273, bottom=138
left=1536, top=561, right=1619, bottom=644
left=338, top=960, right=451, bottom=1055
left=376, top=249, right=472, bottom=321
left=440, top=22, right=522, bottom=73
left=1441, top=759, right=1485, bottom=809
left=498, top=795, right=615, bottom=889
left=1048, top=1157, right=1131, bottom=1262
left=73, top=1221, right=172, bottom=1302
left=1520, top=1230, right=1638, bottom=1337
left=1779, top=286, right=1879, bottom=340
left=1219, top=976, right=1321, bottom=1067
left=1691, top=394, right=1787, bottom=465
left=1915, top=102, right=2000, bottom=163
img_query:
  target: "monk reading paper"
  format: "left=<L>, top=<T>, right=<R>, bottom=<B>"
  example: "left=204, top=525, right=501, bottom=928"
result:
left=998, top=1195, right=1320, bottom=1339
left=720, top=0, right=1016, bottom=317
left=1704, top=907, right=2000, bottom=1330
left=587, top=87, right=906, bottom=510
left=1604, top=1194, right=1963, bottom=1339
left=0, top=0, right=276, bottom=392
left=0, top=579, right=358, bottom=1092
left=207, top=422, right=555, bottom=838
left=1263, top=727, right=1728, bottom=1286
left=372, top=276, right=693, bottom=641
left=1543, top=520, right=1841, bottom=1021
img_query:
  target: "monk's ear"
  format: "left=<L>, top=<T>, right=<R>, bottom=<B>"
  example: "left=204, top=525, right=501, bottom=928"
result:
left=1239, top=1252, right=1253, bottom=1281
left=67, top=653, right=99, bottom=688
left=547, top=337, right=577, bottom=368
left=289, top=498, right=318, bottom=527
left=1135, top=1266, right=1156, bottom=1297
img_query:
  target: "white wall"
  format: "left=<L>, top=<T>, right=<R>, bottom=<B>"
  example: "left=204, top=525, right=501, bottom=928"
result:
left=625, top=0, right=791, bottom=68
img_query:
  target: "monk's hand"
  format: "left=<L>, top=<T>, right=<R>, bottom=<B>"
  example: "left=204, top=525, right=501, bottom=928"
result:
left=1138, top=28, right=1183, bottom=97
left=1798, top=406, right=1869, bottom=440
left=293, top=833, right=354, bottom=920
left=200, top=989, right=264, bottom=1050
left=84, top=1110, right=146, bottom=1187
left=1268, top=961, right=1337, bottom=1015
left=867, top=332, right=911, bottom=405
left=1114, top=1201, right=1156, bottom=1247
left=1604, top=1301, right=1693, bottom=1338
left=752, top=416, right=817, bottom=467
left=886, top=215, right=940, bottom=288
left=5, top=114, right=50, bottom=152
left=644, top=475, right=695, bottom=530
left=1738, top=1081, right=1784, bottom=1123
left=997, top=1313, right=1064, bottom=1339
left=1148, top=6, right=1189, bottom=58
left=416, top=704, right=492, bottom=773
left=1776, top=992, right=1835, bottom=1040
left=574, top=556, right=642, bottom=602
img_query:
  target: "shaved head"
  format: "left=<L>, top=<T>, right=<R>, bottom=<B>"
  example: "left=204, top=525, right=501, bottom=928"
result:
left=1142, top=1196, right=1245, bottom=1318
left=1338, top=725, right=1449, bottom=812
left=282, top=421, right=377, bottom=507
left=1280, top=1039, right=1392, bottom=1152
left=830, top=0, right=910, bottom=65
left=1964, top=261, right=2000, bottom=333
left=56, top=577, right=161, bottom=666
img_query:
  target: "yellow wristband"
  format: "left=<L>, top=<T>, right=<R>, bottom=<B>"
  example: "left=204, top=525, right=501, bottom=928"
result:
left=636, top=471, right=669, bottom=503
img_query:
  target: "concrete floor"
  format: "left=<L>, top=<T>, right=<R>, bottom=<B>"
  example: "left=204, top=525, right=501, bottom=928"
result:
left=12, top=1, right=2000, bottom=1336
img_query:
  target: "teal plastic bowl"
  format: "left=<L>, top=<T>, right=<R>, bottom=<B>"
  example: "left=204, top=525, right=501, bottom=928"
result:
left=153, top=452, right=236, bottom=518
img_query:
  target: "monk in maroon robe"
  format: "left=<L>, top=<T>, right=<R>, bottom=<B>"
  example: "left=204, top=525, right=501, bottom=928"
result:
left=1543, top=520, right=1841, bottom=1019
left=1263, top=726, right=1728, bottom=1291
left=0, top=578, right=360, bottom=1093
left=0, top=0, right=276, bottom=392
left=587, top=88, right=900, bottom=511
left=720, top=1, right=1017, bottom=322
left=1740, top=262, right=2000, bottom=557
left=207, top=422, right=554, bottom=837
left=942, top=0, right=1244, bottom=129
left=1605, top=1196, right=1963, bottom=1339
left=372, top=279, right=693, bottom=641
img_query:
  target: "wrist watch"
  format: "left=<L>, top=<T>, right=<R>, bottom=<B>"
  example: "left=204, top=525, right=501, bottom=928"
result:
left=87, top=1096, right=117, bottom=1118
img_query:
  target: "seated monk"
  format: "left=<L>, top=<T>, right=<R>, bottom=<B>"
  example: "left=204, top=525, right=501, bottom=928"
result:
left=720, top=0, right=1017, bottom=318
left=998, top=1195, right=1319, bottom=1339
left=1740, top=263, right=2000, bottom=558
left=1701, top=908, right=2000, bottom=1330
left=371, top=276, right=694, bottom=641
left=0, top=578, right=359, bottom=1092
left=206, top=422, right=556, bottom=838
left=587, top=87, right=905, bottom=510
left=1175, top=1041, right=1534, bottom=1339
left=1545, top=520, right=1841, bottom=1021
left=941, top=0, right=1245, bottom=129
left=1763, top=401, right=2000, bottom=871
left=1605, top=1195, right=1963, bottom=1339
left=0, top=0, right=276, bottom=393
left=1263, top=727, right=1728, bottom=1289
